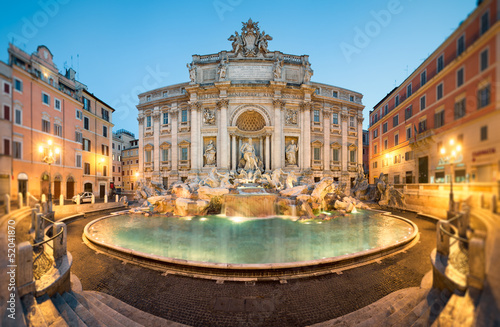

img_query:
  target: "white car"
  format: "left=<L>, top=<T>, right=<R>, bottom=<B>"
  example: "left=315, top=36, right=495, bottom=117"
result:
left=72, top=192, right=93, bottom=203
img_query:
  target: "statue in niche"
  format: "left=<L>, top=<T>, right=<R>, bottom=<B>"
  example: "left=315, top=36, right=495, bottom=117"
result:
left=285, top=109, right=297, bottom=125
left=203, top=108, right=215, bottom=125
left=204, top=140, right=216, bottom=166
left=217, top=58, right=228, bottom=80
left=273, top=57, right=283, bottom=80
left=304, top=61, right=313, bottom=83
left=187, top=62, right=196, bottom=83
left=240, top=138, right=259, bottom=171
left=285, top=140, right=298, bottom=165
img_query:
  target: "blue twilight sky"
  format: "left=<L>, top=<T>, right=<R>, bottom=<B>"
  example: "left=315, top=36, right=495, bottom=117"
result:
left=0, top=0, right=477, bottom=137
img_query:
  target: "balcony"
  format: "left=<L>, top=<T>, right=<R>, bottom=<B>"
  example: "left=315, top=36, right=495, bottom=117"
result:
left=311, top=160, right=323, bottom=171
left=330, top=161, right=341, bottom=171
left=160, top=161, right=171, bottom=170
left=348, top=162, right=357, bottom=172
left=179, top=160, right=191, bottom=170
left=179, top=122, right=190, bottom=133
left=144, top=162, right=154, bottom=172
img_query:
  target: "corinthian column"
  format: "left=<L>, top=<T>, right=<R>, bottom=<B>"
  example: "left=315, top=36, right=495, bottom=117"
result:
left=171, top=107, right=178, bottom=173
left=231, top=134, right=237, bottom=171
left=341, top=109, right=349, bottom=171
left=217, top=99, right=229, bottom=170
left=265, top=134, right=270, bottom=172
left=153, top=110, right=161, bottom=182
left=272, top=99, right=284, bottom=170
left=357, top=116, right=364, bottom=164
left=301, top=102, right=312, bottom=169
left=189, top=102, right=201, bottom=171
left=138, top=114, right=144, bottom=177
left=323, top=110, right=331, bottom=172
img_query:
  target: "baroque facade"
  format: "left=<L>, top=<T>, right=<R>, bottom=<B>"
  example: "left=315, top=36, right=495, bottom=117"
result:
left=137, top=19, right=364, bottom=190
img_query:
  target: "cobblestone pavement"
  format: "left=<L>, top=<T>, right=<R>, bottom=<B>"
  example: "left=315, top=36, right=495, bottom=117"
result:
left=66, top=211, right=436, bottom=327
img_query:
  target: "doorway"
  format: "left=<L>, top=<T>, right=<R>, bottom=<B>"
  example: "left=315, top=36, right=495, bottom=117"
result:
left=18, top=173, right=28, bottom=199
left=99, top=184, right=105, bottom=198
left=66, top=177, right=74, bottom=198
left=418, top=156, right=429, bottom=183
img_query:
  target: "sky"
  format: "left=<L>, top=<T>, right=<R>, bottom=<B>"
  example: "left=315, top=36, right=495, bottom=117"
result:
left=0, top=0, right=478, bottom=137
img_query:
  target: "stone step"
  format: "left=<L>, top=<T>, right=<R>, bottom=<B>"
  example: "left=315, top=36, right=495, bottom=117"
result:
left=409, top=289, right=451, bottom=327
left=383, top=287, right=430, bottom=326
left=36, top=295, right=68, bottom=327
left=61, top=292, right=104, bottom=327
left=83, top=291, right=187, bottom=327
left=51, top=293, right=87, bottom=327
left=390, top=289, right=437, bottom=326
left=432, top=293, right=475, bottom=327
left=72, top=292, right=140, bottom=327
left=21, top=294, right=48, bottom=327
left=355, top=287, right=429, bottom=327
left=309, top=287, right=421, bottom=326
left=2, top=293, right=28, bottom=327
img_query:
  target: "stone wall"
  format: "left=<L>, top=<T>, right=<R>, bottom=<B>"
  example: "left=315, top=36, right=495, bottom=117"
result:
left=398, top=182, right=499, bottom=219
left=54, top=202, right=126, bottom=219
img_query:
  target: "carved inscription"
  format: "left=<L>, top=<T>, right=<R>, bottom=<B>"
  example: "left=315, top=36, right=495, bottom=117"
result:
left=229, top=65, right=272, bottom=80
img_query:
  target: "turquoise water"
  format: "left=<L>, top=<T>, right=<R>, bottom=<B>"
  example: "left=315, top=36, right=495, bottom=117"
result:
left=88, top=211, right=414, bottom=264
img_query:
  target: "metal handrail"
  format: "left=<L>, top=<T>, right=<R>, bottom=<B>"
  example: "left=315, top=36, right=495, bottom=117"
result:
left=33, top=214, right=63, bottom=248
left=33, top=228, right=64, bottom=247
left=439, top=213, right=469, bottom=243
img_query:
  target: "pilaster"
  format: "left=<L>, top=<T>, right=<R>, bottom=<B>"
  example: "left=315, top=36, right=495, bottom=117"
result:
left=341, top=108, right=349, bottom=171
left=137, top=114, right=144, bottom=178
left=217, top=99, right=229, bottom=170
left=153, top=108, right=161, bottom=182
left=323, top=110, right=331, bottom=172
left=171, top=104, right=178, bottom=173
left=272, top=99, right=284, bottom=170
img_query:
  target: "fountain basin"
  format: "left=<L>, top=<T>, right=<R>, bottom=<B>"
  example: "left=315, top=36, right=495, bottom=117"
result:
left=84, top=210, right=418, bottom=280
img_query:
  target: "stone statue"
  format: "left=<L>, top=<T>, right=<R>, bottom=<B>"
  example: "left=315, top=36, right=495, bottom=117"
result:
left=203, top=108, right=215, bottom=125
left=273, top=57, right=283, bottom=80
left=217, top=58, right=228, bottom=80
left=204, top=140, right=216, bottom=166
left=304, top=61, right=313, bottom=83
left=187, top=62, right=196, bottom=83
left=229, top=19, right=273, bottom=57
left=257, top=31, right=272, bottom=54
left=240, top=138, right=259, bottom=171
left=228, top=31, right=243, bottom=55
left=285, top=109, right=298, bottom=125
left=285, top=171, right=298, bottom=189
left=286, top=140, right=298, bottom=165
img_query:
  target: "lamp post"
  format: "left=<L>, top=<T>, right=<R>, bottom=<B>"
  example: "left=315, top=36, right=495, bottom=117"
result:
left=39, top=140, right=60, bottom=221
left=440, top=139, right=462, bottom=214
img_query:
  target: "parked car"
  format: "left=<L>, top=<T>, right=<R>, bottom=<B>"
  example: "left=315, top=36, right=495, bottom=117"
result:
left=72, top=192, right=93, bottom=203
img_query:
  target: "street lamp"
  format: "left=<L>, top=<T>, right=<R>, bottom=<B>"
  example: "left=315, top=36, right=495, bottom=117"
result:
left=440, top=139, right=462, bottom=214
left=39, top=139, right=60, bottom=220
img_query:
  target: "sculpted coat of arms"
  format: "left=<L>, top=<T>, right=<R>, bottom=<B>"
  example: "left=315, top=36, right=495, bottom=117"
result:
left=228, top=19, right=272, bottom=57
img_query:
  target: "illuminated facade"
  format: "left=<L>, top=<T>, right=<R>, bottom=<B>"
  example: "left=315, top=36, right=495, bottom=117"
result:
left=369, top=0, right=500, bottom=185
left=137, top=19, right=364, bottom=191
left=8, top=44, right=114, bottom=200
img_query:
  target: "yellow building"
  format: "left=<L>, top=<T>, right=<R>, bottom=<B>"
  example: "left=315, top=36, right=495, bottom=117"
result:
left=122, top=140, right=139, bottom=191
